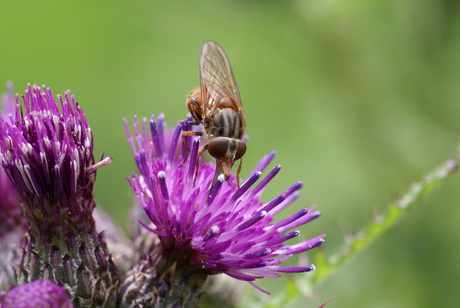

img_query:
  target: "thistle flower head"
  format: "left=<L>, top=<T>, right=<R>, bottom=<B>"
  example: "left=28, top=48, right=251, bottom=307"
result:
left=0, top=85, right=118, bottom=307
left=0, top=279, right=73, bottom=308
left=125, top=115, right=325, bottom=293
left=0, top=84, right=112, bottom=246
left=0, top=84, right=111, bottom=206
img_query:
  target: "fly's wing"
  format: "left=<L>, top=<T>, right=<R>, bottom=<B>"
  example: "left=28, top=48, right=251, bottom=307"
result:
left=199, top=41, right=246, bottom=131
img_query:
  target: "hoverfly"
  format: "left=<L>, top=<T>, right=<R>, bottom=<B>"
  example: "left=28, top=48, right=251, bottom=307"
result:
left=183, top=41, right=247, bottom=186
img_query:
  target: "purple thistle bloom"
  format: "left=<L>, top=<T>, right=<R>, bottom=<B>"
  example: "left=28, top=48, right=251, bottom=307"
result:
left=0, top=84, right=112, bottom=246
left=125, top=115, right=325, bottom=294
left=1, top=279, right=73, bottom=308
left=0, top=84, right=118, bottom=307
left=0, top=84, right=111, bottom=220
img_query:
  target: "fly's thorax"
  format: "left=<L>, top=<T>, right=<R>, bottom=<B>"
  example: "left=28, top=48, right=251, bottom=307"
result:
left=204, top=107, right=243, bottom=139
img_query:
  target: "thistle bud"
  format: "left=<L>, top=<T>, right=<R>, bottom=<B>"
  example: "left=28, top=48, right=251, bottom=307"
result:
left=0, top=85, right=119, bottom=307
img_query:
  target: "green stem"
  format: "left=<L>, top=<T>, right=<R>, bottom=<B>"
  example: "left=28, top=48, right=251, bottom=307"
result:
left=312, top=153, right=459, bottom=286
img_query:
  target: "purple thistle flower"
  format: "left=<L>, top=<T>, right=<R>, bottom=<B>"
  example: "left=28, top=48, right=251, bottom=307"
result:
left=0, top=84, right=111, bottom=227
left=125, top=114, right=325, bottom=297
left=1, top=279, right=73, bottom=308
left=0, top=84, right=118, bottom=307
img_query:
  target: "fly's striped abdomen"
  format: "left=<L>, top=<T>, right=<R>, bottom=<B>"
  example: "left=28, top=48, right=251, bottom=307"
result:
left=206, top=108, right=243, bottom=140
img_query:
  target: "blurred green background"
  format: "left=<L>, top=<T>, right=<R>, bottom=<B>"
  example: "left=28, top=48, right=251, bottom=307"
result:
left=1, top=1, right=460, bottom=307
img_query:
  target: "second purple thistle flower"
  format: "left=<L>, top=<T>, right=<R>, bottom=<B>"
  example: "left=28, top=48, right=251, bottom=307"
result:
left=125, top=114, right=325, bottom=293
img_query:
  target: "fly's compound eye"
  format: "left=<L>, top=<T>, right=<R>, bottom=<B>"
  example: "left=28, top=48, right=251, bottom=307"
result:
left=234, top=140, right=246, bottom=160
left=208, top=137, right=229, bottom=159
left=208, top=137, right=247, bottom=161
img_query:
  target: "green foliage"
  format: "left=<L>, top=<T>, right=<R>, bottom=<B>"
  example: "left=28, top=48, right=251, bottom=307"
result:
left=312, top=152, right=460, bottom=286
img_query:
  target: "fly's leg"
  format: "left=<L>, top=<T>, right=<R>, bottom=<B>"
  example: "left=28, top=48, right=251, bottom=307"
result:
left=193, top=144, right=208, bottom=187
left=179, top=130, right=202, bottom=168
left=235, top=158, right=243, bottom=188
